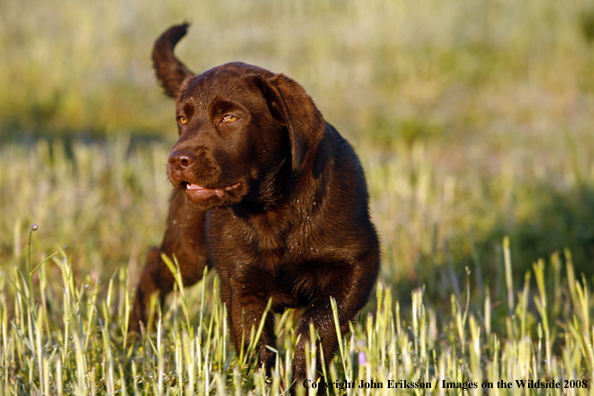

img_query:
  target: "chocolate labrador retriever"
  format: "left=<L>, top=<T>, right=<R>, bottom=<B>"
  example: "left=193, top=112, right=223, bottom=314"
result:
left=130, top=23, right=380, bottom=380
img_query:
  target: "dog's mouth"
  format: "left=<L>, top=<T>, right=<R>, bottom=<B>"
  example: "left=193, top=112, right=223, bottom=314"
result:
left=180, top=181, right=242, bottom=203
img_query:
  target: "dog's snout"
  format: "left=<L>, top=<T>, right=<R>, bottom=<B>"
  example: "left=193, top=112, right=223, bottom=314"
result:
left=168, top=151, right=196, bottom=171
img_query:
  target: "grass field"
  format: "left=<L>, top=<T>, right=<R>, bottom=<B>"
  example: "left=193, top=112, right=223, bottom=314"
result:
left=1, top=0, right=594, bottom=394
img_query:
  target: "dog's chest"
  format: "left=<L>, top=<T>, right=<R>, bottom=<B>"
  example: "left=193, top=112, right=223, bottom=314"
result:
left=209, top=207, right=292, bottom=265
left=207, top=204, right=349, bottom=309
left=238, top=210, right=289, bottom=261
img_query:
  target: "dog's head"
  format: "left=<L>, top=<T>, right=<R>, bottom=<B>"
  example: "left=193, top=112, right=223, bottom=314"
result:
left=154, top=25, right=324, bottom=210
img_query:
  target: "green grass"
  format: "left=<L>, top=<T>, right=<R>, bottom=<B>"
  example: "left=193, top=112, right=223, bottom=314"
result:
left=1, top=0, right=594, bottom=393
left=1, top=227, right=594, bottom=395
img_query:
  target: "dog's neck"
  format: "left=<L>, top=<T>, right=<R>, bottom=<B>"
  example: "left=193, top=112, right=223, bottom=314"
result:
left=236, top=156, right=324, bottom=216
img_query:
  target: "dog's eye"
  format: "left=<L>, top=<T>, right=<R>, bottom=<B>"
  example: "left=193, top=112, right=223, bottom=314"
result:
left=178, top=116, right=187, bottom=125
left=221, top=115, right=238, bottom=124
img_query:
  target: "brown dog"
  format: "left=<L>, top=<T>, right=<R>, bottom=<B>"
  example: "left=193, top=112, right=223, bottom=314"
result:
left=130, top=23, right=380, bottom=380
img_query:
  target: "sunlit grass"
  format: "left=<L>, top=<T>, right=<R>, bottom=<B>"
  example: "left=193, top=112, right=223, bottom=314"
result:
left=0, top=135, right=593, bottom=393
left=1, top=227, right=593, bottom=394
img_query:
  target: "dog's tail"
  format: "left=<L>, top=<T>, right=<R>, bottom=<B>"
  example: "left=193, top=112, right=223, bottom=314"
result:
left=152, top=23, right=195, bottom=98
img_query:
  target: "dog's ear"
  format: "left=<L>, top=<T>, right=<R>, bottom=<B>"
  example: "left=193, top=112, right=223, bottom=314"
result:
left=152, top=23, right=195, bottom=98
left=261, top=74, right=325, bottom=174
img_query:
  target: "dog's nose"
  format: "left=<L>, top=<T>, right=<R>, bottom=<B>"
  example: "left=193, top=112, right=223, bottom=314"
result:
left=168, top=151, right=196, bottom=171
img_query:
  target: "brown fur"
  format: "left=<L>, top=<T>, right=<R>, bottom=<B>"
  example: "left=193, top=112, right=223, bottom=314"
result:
left=130, top=23, right=380, bottom=380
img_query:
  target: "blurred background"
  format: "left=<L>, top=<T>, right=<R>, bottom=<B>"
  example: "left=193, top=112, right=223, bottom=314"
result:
left=1, top=0, right=594, bottom=305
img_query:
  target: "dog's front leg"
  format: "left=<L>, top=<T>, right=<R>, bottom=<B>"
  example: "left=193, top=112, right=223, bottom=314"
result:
left=219, top=274, right=277, bottom=374
left=291, top=262, right=377, bottom=381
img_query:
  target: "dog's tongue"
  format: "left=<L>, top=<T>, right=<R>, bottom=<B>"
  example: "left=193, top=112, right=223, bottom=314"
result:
left=186, top=183, right=225, bottom=198
left=186, top=183, right=205, bottom=190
